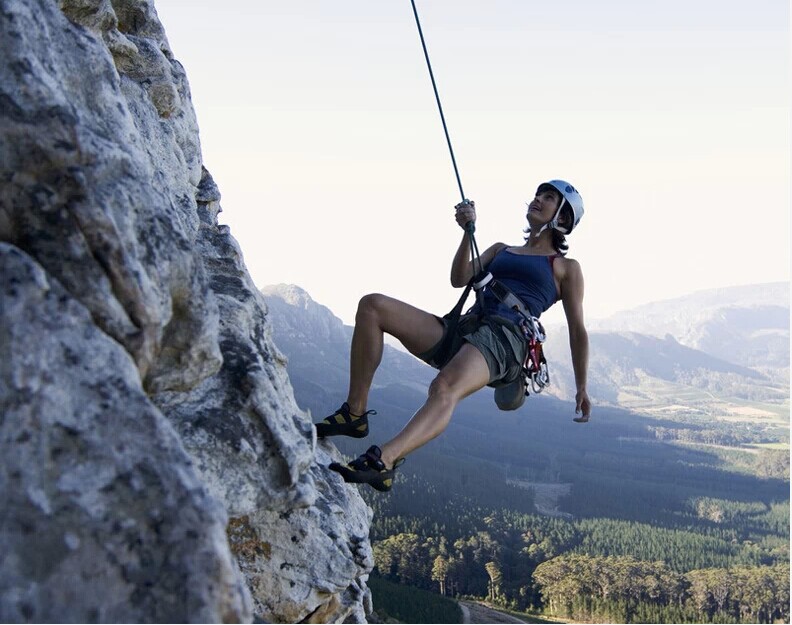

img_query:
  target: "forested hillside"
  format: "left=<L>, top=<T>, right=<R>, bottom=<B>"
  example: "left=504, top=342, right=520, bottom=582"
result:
left=355, top=398, right=788, bottom=622
left=262, top=284, right=789, bottom=623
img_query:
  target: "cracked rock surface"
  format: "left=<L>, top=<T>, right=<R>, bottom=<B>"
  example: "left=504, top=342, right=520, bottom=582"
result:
left=0, top=1, right=372, bottom=622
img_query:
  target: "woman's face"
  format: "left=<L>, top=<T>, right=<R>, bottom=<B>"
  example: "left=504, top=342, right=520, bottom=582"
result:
left=526, top=189, right=562, bottom=227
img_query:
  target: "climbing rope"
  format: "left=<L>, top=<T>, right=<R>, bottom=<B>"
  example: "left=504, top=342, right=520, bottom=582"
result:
left=409, top=0, right=465, bottom=203
left=409, top=0, right=483, bottom=277
left=409, top=3, right=552, bottom=404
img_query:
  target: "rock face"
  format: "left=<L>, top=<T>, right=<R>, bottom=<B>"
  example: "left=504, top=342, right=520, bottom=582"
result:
left=0, top=1, right=372, bottom=622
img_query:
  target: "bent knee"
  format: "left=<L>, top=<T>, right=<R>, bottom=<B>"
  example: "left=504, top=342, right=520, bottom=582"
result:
left=357, top=293, right=388, bottom=319
left=428, top=374, right=457, bottom=404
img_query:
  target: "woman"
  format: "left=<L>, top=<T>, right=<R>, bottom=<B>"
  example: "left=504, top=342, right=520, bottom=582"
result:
left=318, top=180, right=591, bottom=492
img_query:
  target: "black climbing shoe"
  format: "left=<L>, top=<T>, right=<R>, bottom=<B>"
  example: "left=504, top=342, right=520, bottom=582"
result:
left=329, top=445, right=404, bottom=492
left=315, top=403, right=376, bottom=439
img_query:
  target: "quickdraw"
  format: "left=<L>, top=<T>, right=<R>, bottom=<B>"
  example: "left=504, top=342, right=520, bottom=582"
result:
left=519, top=315, right=550, bottom=395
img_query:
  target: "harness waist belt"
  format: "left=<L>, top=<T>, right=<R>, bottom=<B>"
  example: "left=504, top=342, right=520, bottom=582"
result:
left=488, top=279, right=532, bottom=320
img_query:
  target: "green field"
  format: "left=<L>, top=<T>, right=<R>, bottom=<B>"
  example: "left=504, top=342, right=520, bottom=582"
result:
left=616, top=375, right=790, bottom=426
left=749, top=442, right=791, bottom=451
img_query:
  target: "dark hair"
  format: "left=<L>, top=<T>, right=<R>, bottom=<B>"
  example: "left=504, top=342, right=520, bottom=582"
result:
left=523, top=203, right=572, bottom=255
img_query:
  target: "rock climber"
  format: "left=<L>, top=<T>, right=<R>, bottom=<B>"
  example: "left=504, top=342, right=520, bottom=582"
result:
left=317, top=180, right=591, bottom=491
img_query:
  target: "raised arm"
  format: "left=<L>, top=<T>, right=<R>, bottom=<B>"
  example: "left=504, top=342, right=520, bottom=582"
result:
left=450, top=200, right=507, bottom=287
left=559, top=258, right=592, bottom=422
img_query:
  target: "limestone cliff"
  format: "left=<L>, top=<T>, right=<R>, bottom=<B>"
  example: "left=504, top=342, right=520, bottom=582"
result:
left=0, top=1, right=372, bottom=622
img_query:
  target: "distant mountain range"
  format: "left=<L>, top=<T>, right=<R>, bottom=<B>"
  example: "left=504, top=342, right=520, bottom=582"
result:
left=547, top=282, right=789, bottom=416
left=589, top=282, right=789, bottom=370
left=262, top=283, right=789, bottom=424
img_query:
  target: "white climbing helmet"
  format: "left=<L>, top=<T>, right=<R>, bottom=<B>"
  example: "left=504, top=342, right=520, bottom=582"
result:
left=536, top=180, right=584, bottom=234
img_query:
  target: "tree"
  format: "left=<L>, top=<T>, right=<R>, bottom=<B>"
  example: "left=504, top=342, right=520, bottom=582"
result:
left=432, top=555, right=449, bottom=596
left=372, top=533, right=429, bottom=587
left=485, top=561, right=503, bottom=602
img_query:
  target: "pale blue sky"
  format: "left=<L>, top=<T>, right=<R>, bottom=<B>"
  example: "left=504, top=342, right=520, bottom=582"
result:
left=157, top=0, right=789, bottom=327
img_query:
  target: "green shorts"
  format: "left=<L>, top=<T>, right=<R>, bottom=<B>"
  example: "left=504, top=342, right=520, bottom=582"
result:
left=418, top=314, right=527, bottom=386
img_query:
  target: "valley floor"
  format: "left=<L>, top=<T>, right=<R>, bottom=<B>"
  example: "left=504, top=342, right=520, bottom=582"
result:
left=506, top=480, right=573, bottom=519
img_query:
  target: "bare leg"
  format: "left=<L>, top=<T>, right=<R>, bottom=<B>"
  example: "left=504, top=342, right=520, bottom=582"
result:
left=379, top=343, right=490, bottom=469
left=346, top=294, right=445, bottom=414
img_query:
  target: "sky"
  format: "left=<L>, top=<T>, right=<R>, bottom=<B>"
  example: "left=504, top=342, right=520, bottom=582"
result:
left=156, top=0, right=789, bottom=328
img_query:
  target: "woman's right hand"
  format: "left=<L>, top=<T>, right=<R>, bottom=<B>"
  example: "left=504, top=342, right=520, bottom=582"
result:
left=454, top=200, right=476, bottom=230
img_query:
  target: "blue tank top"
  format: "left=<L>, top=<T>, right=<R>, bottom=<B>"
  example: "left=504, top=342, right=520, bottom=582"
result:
left=471, top=249, right=559, bottom=323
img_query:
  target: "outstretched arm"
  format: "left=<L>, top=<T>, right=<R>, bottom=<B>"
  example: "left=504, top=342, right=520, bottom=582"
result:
left=560, top=259, right=591, bottom=422
left=450, top=200, right=507, bottom=287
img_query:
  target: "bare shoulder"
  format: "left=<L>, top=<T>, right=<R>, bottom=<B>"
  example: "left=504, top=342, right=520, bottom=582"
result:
left=555, top=256, right=584, bottom=281
left=481, top=241, right=509, bottom=264
left=554, top=257, right=584, bottom=305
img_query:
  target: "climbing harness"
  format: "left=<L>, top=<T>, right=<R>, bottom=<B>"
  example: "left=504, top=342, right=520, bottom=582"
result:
left=434, top=270, right=552, bottom=409
left=488, top=280, right=550, bottom=394
left=410, top=1, right=550, bottom=408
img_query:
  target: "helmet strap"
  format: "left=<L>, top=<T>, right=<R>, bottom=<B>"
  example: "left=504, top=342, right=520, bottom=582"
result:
left=535, top=197, right=567, bottom=236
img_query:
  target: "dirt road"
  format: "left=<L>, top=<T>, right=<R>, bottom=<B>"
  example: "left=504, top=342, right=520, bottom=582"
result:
left=460, top=601, right=529, bottom=624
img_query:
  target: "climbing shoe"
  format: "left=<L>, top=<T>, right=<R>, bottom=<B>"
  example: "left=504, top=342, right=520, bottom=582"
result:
left=329, top=445, right=404, bottom=492
left=315, top=402, right=376, bottom=439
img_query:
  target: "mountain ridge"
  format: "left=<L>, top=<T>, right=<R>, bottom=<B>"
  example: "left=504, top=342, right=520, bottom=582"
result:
left=589, top=282, right=789, bottom=370
left=262, top=282, right=789, bottom=426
